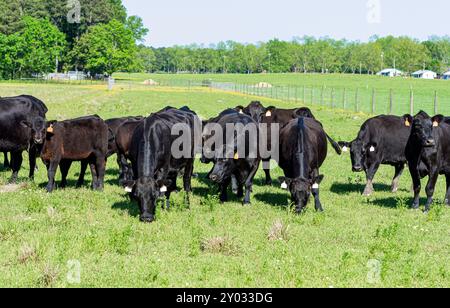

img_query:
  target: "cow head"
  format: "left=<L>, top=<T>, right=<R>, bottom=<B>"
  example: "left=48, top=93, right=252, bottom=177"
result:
left=21, top=116, right=47, bottom=145
left=279, top=175, right=324, bottom=213
left=123, top=177, right=172, bottom=223
left=408, top=111, right=444, bottom=147
left=338, top=140, right=366, bottom=172
left=237, top=101, right=266, bottom=123
left=209, top=148, right=239, bottom=183
left=295, top=107, right=316, bottom=119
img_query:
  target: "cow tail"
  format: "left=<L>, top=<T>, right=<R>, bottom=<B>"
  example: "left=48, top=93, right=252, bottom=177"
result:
left=326, top=133, right=343, bottom=155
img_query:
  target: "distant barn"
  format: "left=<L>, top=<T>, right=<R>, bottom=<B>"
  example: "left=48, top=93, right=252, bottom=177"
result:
left=377, top=68, right=403, bottom=77
left=411, top=70, right=437, bottom=80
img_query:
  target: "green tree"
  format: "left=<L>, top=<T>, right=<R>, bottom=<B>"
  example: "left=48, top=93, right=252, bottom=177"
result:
left=70, top=20, right=137, bottom=75
left=125, top=15, right=149, bottom=42
left=133, top=45, right=156, bottom=72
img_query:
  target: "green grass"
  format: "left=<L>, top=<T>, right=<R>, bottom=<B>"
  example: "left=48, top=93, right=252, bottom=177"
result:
left=0, top=80, right=449, bottom=288
left=114, top=72, right=450, bottom=115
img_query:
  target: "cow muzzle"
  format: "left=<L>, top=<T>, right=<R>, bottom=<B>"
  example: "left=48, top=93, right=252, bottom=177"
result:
left=352, top=166, right=363, bottom=172
left=209, top=174, right=221, bottom=183
left=424, top=139, right=435, bottom=147
left=34, top=138, right=44, bottom=145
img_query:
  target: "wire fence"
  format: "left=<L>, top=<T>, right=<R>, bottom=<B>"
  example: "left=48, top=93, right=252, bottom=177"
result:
left=210, top=82, right=448, bottom=116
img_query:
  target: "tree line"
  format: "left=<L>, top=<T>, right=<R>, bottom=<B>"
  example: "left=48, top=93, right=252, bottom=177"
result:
left=0, top=0, right=148, bottom=79
left=145, top=36, right=450, bottom=75
left=0, top=1, right=449, bottom=78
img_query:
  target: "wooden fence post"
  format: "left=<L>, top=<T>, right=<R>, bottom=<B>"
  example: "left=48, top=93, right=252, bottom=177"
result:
left=410, top=88, right=414, bottom=115
left=434, top=91, right=438, bottom=114
left=320, top=86, right=324, bottom=105
left=372, top=89, right=376, bottom=114
left=355, top=88, right=359, bottom=112
left=331, top=88, right=335, bottom=108
left=303, top=86, right=306, bottom=103
left=311, top=87, right=314, bottom=105
left=389, top=89, right=393, bottom=115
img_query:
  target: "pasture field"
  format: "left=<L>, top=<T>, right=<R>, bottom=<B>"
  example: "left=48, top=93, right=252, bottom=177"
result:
left=115, top=72, right=450, bottom=115
left=0, top=81, right=449, bottom=288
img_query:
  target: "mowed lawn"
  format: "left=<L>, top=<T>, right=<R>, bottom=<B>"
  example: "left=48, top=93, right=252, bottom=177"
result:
left=0, top=82, right=449, bottom=288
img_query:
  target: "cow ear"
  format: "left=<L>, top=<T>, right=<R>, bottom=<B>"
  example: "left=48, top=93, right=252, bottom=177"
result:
left=236, top=106, right=245, bottom=114
left=338, top=141, right=351, bottom=153
left=403, top=114, right=413, bottom=127
left=20, top=121, right=31, bottom=128
left=279, top=177, right=291, bottom=189
left=315, top=175, right=325, bottom=184
left=122, top=180, right=136, bottom=193
left=432, top=115, right=444, bottom=127
left=156, top=179, right=172, bottom=193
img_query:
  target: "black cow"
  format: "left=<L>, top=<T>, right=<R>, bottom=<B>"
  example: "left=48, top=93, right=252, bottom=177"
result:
left=279, top=117, right=327, bottom=214
left=237, top=101, right=341, bottom=185
left=202, top=112, right=260, bottom=204
left=339, top=115, right=414, bottom=196
left=405, top=111, right=450, bottom=212
left=105, top=117, right=144, bottom=157
left=116, top=118, right=145, bottom=184
left=40, top=115, right=109, bottom=192
left=0, top=95, right=48, bottom=182
left=123, top=109, right=199, bottom=223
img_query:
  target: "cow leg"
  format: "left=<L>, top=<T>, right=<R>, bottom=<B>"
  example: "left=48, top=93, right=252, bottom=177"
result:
left=312, top=170, right=323, bottom=212
left=391, top=164, right=405, bottom=193
left=95, top=156, right=106, bottom=191
left=243, top=160, right=260, bottom=205
left=219, top=179, right=231, bottom=203
left=237, top=184, right=244, bottom=198
left=445, top=174, right=450, bottom=206
left=263, top=160, right=272, bottom=186
left=89, top=162, right=99, bottom=190
left=28, top=147, right=37, bottom=180
left=424, top=169, right=439, bottom=213
left=363, top=162, right=380, bottom=196
left=46, top=160, right=59, bottom=193
left=59, top=160, right=72, bottom=189
left=76, top=160, right=88, bottom=188
left=231, top=176, right=239, bottom=194
left=3, top=152, right=10, bottom=170
left=183, top=160, right=194, bottom=207
left=409, top=163, right=422, bottom=209
left=9, top=151, right=23, bottom=183
left=165, top=175, right=177, bottom=210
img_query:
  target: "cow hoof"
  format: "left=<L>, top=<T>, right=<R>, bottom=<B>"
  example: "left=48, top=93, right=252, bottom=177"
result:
left=140, top=215, right=155, bottom=223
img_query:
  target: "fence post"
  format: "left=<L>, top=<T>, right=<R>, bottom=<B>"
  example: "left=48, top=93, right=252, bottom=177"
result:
left=343, top=88, right=347, bottom=110
left=389, top=89, right=394, bottom=115
left=410, top=88, right=414, bottom=115
left=434, top=91, right=438, bottom=114
left=355, top=88, right=359, bottom=112
left=320, top=86, right=324, bottom=105
left=372, top=89, right=376, bottom=114
left=303, top=86, right=306, bottom=103
left=295, top=87, right=298, bottom=104
left=331, top=88, right=335, bottom=108
left=311, top=87, right=314, bottom=105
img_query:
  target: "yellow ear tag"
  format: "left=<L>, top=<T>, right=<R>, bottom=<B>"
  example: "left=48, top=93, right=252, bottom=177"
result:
left=433, top=121, right=439, bottom=127
left=405, top=120, right=410, bottom=127
left=265, top=110, right=272, bottom=117
left=47, top=125, right=54, bottom=133
left=234, top=152, right=239, bottom=160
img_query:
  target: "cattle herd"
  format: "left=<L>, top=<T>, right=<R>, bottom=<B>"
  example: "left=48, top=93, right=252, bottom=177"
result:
left=0, top=95, right=449, bottom=223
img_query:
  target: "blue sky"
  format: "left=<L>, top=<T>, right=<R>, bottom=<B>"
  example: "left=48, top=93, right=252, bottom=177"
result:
left=123, top=0, right=449, bottom=47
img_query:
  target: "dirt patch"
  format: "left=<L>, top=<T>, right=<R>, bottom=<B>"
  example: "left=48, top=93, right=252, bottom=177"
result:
left=0, top=183, right=27, bottom=193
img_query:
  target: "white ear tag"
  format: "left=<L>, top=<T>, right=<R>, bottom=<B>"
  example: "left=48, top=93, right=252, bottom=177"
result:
left=239, top=110, right=244, bottom=114
left=342, top=146, right=348, bottom=152
left=370, top=146, right=376, bottom=152
left=312, top=183, right=319, bottom=189
left=125, top=187, right=133, bottom=193
left=265, top=111, right=272, bottom=117
left=281, top=182, right=288, bottom=189
left=160, top=185, right=168, bottom=193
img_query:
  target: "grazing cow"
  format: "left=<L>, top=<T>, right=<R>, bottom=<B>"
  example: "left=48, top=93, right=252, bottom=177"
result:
left=278, top=118, right=327, bottom=214
left=123, top=109, right=199, bottom=223
left=105, top=117, right=144, bottom=157
left=338, top=115, right=414, bottom=196
left=40, top=115, right=109, bottom=192
left=202, top=112, right=260, bottom=204
left=405, top=111, right=450, bottom=212
left=237, top=101, right=341, bottom=185
left=0, top=95, right=48, bottom=181
left=115, top=118, right=145, bottom=184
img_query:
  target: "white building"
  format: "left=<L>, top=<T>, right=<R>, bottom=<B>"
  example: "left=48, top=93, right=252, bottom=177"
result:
left=377, top=68, right=403, bottom=77
left=411, top=70, right=437, bottom=80
left=443, top=71, right=450, bottom=80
